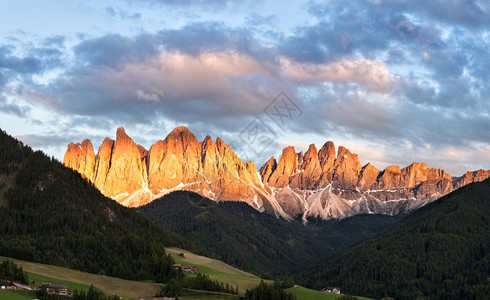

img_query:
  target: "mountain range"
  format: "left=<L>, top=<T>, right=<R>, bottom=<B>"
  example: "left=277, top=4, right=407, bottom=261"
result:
left=63, top=126, right=490, bottom=219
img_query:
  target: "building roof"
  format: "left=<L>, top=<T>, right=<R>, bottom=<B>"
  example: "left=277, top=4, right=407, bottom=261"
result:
left=43, top=283, right=68, bottom=289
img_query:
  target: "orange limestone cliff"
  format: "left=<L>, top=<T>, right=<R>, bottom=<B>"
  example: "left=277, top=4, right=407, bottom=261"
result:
left=64, top=126, right=490, bottom=220
left=63, top=139, right=95, bottom=181
left=259, top=142, right=490, bottom=219
left=64, top=126, right=267, bottom=210
left=103, top=127, right=147, bottom=199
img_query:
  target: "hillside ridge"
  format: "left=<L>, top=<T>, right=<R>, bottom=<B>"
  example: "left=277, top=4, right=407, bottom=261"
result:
left=299, top=177, right=490, bottom=299
left=0, top=128, right=186, bottom=283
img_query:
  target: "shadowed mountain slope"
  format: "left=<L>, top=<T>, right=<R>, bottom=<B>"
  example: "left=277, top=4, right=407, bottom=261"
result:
left=139, top=190, right=402, bottom=275
left=299, top=178, right=490, bottom=299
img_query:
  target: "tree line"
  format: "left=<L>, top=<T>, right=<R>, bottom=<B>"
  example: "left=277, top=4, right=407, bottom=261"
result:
left=0, top=259, right=28, bottom=284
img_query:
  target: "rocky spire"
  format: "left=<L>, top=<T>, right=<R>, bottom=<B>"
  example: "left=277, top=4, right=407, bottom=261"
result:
left=63, top=139, right=95, bottom=181
left=102, top=127, right=147, bottom=198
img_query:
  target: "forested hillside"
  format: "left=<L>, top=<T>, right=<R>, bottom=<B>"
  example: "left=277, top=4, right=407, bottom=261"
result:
left=300, top=178, right=490, bottom=299
left=0, top=129, right=187, bottom=281
left=139, top=191, right=402, bottom=276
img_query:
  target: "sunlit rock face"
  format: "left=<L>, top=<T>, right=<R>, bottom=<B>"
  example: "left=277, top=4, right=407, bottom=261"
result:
left=260, top=142, right=488, bottom=219
left=64, top=126, right=267, bottom=211
left=102, top=127, right=147, bottom=199
left=93, top=137, right=114, bottom=193
left=63, top=139, right=96, bottom=181
left=64, top=126, right=490, bottom=220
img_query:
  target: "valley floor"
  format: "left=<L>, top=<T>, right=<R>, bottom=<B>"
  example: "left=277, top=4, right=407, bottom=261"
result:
left=0, top=256, right=159, bottom=299
left=286, top=286, right=373, bottom=300
left=166, top=247, right=264, bottom=294
left=1, top=254, right=373, bottom=300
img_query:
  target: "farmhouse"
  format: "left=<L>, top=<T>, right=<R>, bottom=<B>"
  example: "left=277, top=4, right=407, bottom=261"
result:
left=182, top=266, right=197, bottom=273
left=41, top=283, right=69, bottom=295
left=172, top=264, right=197, bottom=273
left=322, top=287, right=341, bottom=294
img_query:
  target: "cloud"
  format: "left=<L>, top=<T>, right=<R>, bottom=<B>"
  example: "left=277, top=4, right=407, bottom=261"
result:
left=105, top=6, right=141, bottom=20
left=158, top=22, right=267, bottom=59
left=15, top=133, right=73, bottom=149
left=71, top=22, right=272, bottom=69
left=281, top=58, right=391, bottom=91
left=245, top=13, right=277, bottom=27
left=0, top=46, right=43, bottom=75
left=411, top=0, right=490, bottom=28
left=0, top=101, right=31, bottom=117
left=34, top=34, right=394, bottom=135
left=36, top=49, right=283, bottom=126
left=133, top=0, right=259, bottom=10
left=42, top=35, right=66, bottom=48
left=73, top=33, right=160, bottom=69
left=0, top=43, right=64, bottom=87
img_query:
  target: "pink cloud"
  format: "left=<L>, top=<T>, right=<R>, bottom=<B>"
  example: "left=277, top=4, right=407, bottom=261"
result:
left=280, top=58, right=391, bottom=91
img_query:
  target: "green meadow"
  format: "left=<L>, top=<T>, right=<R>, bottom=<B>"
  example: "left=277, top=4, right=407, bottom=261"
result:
left=286, top=285, right=374, bottom=300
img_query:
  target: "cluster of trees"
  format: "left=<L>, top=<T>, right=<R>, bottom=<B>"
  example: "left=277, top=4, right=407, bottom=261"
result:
left=244, top=280, right=296, bottom=300
left=0, top=129, right=187, bottom=282
left=183, top=273, right=238, bottom=294
left=280, top=275, right=295, bottom=289
left=157, top=278, right=182, bottom=297
left=158, top=271, right=238, bottom=297
left=139, top=190, right=401, bottom=276
left=71, top=285, right=119, bottom=300
left=300, top=178, right=490, bottom=299
left=0, top=259, right=28, bottom=284
left=0, top=130, right=29, bottom=177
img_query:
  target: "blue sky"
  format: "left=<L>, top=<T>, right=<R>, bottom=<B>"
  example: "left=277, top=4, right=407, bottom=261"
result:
left=0, top=0, right=489, bottom=176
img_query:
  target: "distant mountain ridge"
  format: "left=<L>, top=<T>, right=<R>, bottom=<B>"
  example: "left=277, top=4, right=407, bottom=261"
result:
left=63, top=126, right=490, bottom=219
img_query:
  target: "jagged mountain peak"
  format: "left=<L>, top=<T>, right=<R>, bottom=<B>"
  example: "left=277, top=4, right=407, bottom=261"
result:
left=202, top=134, right=214, bottom=144
left=259, top=156, right=277, bottom=184
left=319, top=140, right=335, bottom=156
left=116, top=126, right=128, bottom=139
left=304, top=144, right=318, bottom=158
left=215, top=136, right=228, bottom=151
left=166, top=125, right=199, bottom=144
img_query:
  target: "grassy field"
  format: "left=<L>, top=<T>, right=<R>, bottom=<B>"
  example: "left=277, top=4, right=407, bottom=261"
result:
left=0, top=248, right=264, bottom=299
left=286, top=286, right=374, bottom=300
left=0, top=254, right=373, bottom=300
left=0, top=256, right=160, bottom=299
left=180, top=295, right=239, bottom=300
left=27, top=271, right=92, bottom=292
left=166, top=247, right=264, bottom=294
left=0, top=289, right=32, bottom=300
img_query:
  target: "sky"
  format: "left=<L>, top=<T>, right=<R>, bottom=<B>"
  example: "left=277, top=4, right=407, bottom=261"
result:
left=0, top=0, right=489, bottom=176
